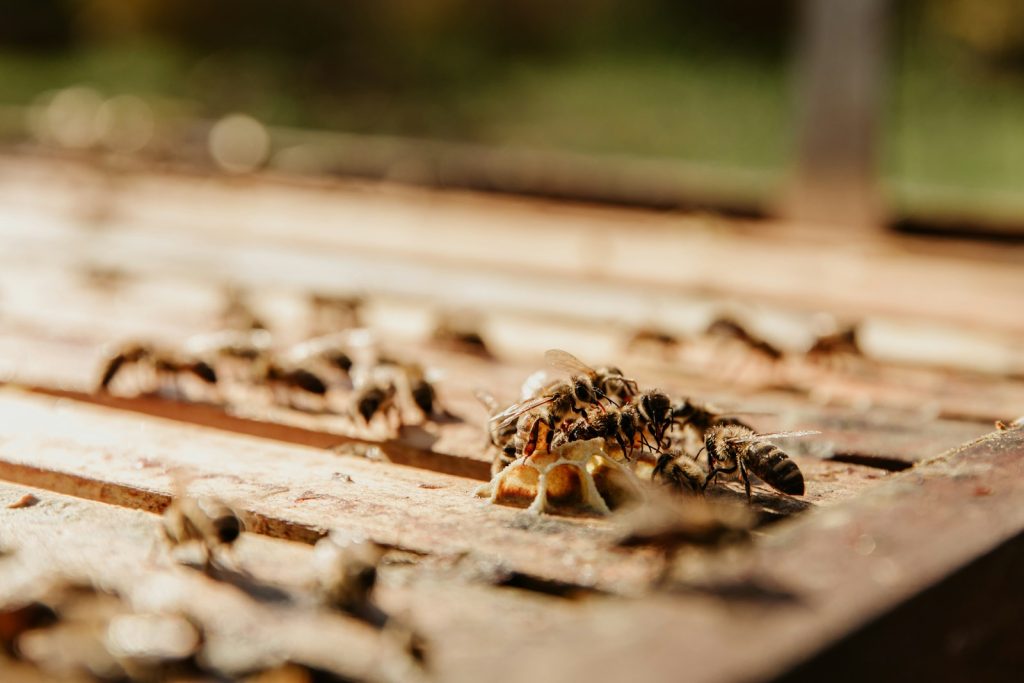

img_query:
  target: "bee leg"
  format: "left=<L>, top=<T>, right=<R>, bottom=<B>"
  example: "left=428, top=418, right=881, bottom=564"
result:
left=616, top=436, right=630, bottom=461
left=739, top=461, right=753, bottom=501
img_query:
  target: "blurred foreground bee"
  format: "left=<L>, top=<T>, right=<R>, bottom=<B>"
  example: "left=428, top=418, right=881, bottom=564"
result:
left=704, top=425, right=815, bottom=499
left=162, top=494, right=242, bottom=572
left=313, top=531, right=384, bottom=616
left=651, top=451, right=708, bottom=495
left=614, top=491, right=753, bottom=552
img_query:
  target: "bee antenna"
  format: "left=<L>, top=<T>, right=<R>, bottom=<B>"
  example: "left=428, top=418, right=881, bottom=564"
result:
left=597, top=390, right=621, bottom=409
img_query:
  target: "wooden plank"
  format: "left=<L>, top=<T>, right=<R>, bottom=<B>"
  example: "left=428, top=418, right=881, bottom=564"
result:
left=2, top=155, right=1024, bottom=349
left=466, top=426, right=1024, bottom=683
left=0, top=389, right=654, bottom=591
left=1, top=420, right=1021, bottom=683
left=0, top=265, right=1006, bottom=469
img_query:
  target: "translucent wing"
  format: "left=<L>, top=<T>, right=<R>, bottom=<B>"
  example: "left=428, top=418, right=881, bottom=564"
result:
left=491, top=395, right=556, bottom=429
left=544, top=349, right=596, bottom=377
left=725, top=430, right=820, bottom=444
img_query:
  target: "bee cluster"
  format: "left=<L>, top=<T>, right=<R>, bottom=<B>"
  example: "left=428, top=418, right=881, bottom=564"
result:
left=96, top=327, right=445, bottom=436
left=477, top=349, right=812, bottom=516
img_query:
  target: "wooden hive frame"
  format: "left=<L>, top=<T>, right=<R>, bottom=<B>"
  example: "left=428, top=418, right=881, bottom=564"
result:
left=1, top=155, right=1023, bottom=682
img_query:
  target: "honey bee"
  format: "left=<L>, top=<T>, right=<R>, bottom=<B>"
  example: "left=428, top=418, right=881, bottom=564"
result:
left=704, top=425, right=815, bottom=499
left=651, top=451, right=708, bottom=495
left=376, top=358, right=442, bottom=421
left=553, top=411, right=639, bottom=460
left=313, top=531, right=385, bottom=616
left=553, top=395, right=671, bottom=461
left=183, top=329, right=273, bottom=382
left=97, top=343, right=218, bottom=398
left=614, top=491, right=753, bottom=551
left=475, top=390, right=518, bottom=475
left=544, top=349, right=638, bottom=405
left=350, top=378, right=400, bottom=433
left=706, top=316, right=784, bottom=361
left=492, top=379, right=602, bottom=458
left=96, top=342, right=154, bottom=392
left=624, top=391, right=675, bottom=447
left=161, top=494, right=242, bottom=571
left=284, top=334, right=357, bottom=387
left=261, top=362, right=329, bottom=411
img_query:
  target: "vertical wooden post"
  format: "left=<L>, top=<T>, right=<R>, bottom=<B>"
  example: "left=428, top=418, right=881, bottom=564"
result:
left=786, top=0, right=889, bottom=228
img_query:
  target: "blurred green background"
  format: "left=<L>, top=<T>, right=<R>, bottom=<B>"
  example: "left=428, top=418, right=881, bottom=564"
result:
left=2, top=0, right=1023, bottom=223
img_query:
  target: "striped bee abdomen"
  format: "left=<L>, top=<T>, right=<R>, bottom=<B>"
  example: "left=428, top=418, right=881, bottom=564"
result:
left=744, top=442, right=804, bottom=495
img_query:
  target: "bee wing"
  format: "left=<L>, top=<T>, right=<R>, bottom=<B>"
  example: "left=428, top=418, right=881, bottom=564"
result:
left=544, top=349, right=596, bottom=377
left=491, top=395, right=556, bottom=429
left=726, top=430, right=820, bottom=444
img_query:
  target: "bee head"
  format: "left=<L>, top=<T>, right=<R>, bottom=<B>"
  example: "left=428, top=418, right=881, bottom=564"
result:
left=213, top=512, right=242, bottom=545
left=573, top=378, right=597, bottom=404
left=358, top=394, right=382, bottom=422
left=411, top=380, right=435, bottom=415
left=191, top=361, right=218, bottom=385
left=704, top=426, right=728, bottom=469
left=330, top=351, right=353, bottom=373
left=640, top=392, right=672, bottom=439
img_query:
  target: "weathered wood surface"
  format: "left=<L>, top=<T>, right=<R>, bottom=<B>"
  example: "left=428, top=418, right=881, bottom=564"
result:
left=0, top=412, right=1021, bottom=683
left=0, top=389, right=890, bottom=589
left=0, top=260, right=1007, bottom=473
left=1, top=153, right=1023, bottom=680
left=1, top=155, right=1023, bottom=360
